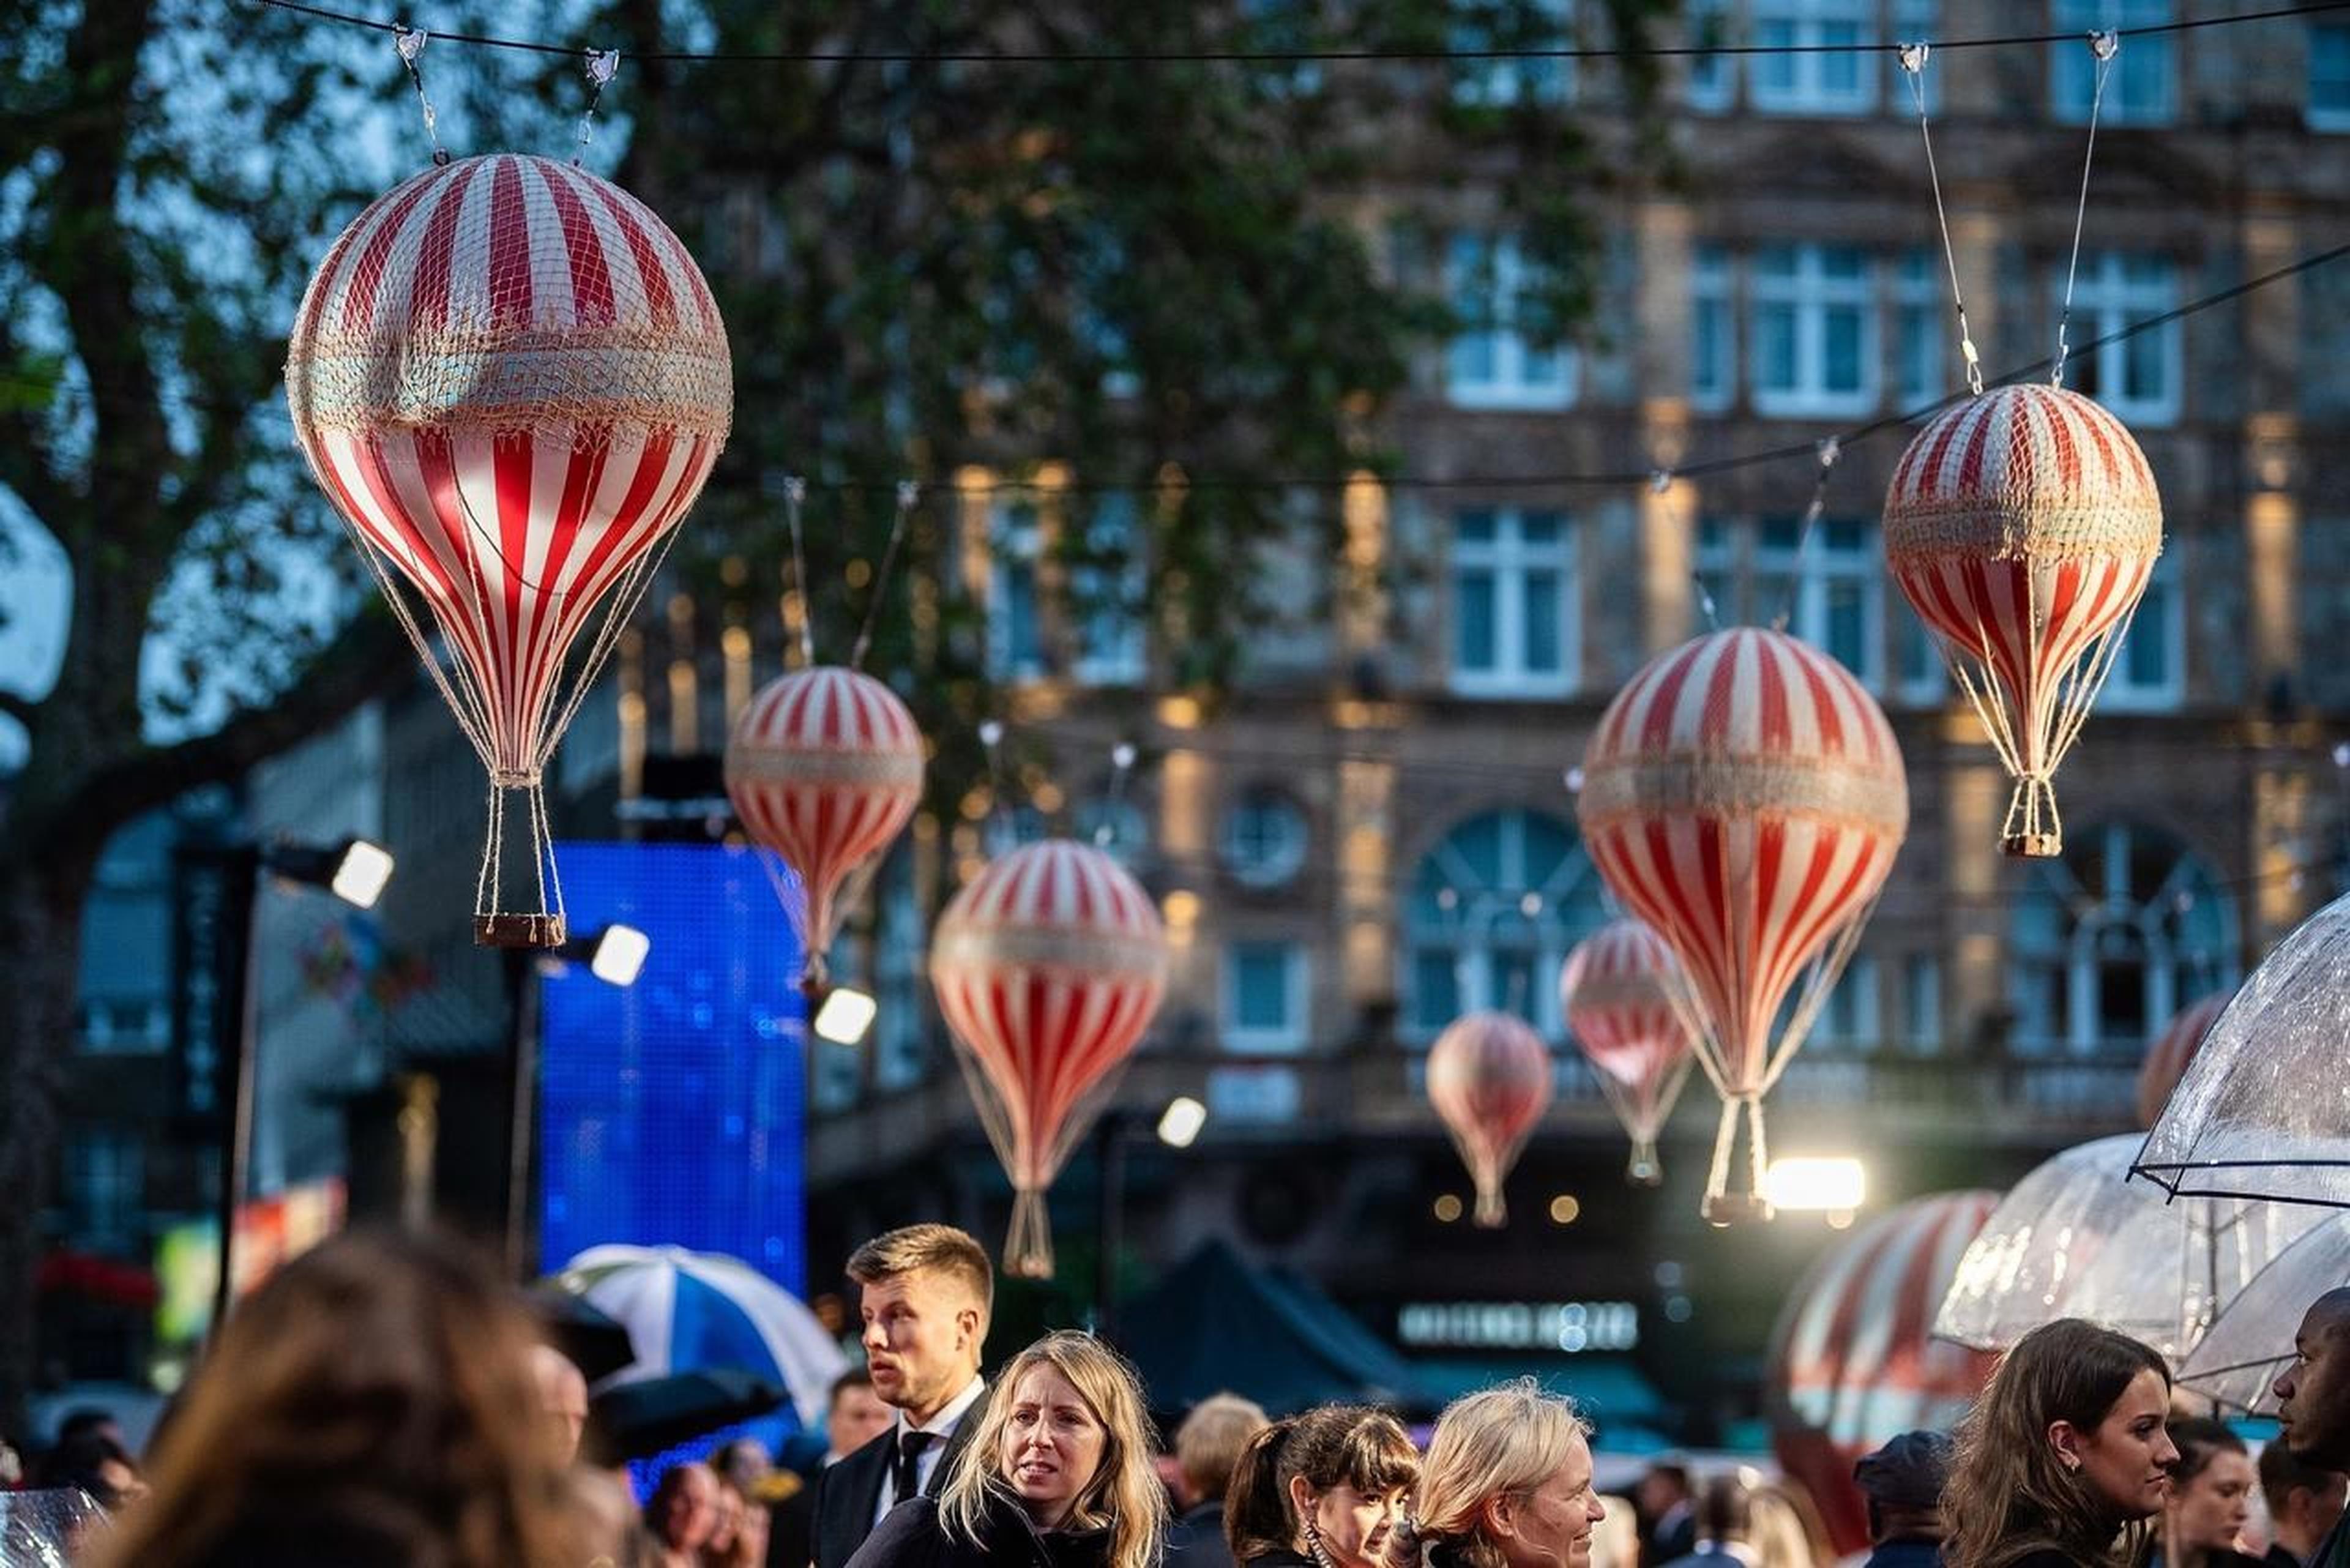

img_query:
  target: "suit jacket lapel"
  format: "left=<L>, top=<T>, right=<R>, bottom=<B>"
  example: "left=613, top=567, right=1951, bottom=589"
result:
left=925, top=1381, right=994, bottom=1497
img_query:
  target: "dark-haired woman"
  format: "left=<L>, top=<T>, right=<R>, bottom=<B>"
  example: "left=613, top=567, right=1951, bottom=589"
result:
left=1943, top=1319, right=2183, bottom=1568
left=1225, top=1405, right=1419, bottom=1568
left=2155, top=1419, right=2262, bottom=1568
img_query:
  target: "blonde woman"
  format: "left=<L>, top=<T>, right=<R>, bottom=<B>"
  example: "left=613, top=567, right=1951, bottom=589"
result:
left=1412, top=1381, right=1608, bottom=1568
left=846, top=1331, right=1165, bottom=1568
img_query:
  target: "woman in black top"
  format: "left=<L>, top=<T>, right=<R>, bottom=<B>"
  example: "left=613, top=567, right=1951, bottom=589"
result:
left=2154, top=1419, right=2264, bottom=1568
left=1223, top=1406, right=1419, bottom=1568
left=1944, top=1319, right=2183, bottom=1568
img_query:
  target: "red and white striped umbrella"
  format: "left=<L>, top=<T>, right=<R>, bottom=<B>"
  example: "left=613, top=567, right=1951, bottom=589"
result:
left=2138, top=989, right=2232, bottom=1132
left=1577, top=628, right=1907, bottom=1221
left=287, top=153, right=731, bottom=946
left=930, top=841, right=1169, bottom=1278
left=1426, top=1011, right=1553, bottom=1228
left=1884, top=384, right=2161, bottom=859
left=1559, top=920, right=1696, bottom=1186
left=725, top=668, right=925, bottom=991
left=1767, top=1191, right=2001, bottom=1555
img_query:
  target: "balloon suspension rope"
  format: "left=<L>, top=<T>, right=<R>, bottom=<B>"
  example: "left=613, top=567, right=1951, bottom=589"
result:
left=1900, top=41, right=1984, bottom=398
left=782, top=476, right=816, bottom=666
left=391, top=26, right=452, bottom=167
left=849, top=481, right=919, bottom=674
left=1004, top=1189, right=1055, bottom=1280
left=1653, top=470, right=1718, bottom=632
left=2052, top=31, right=2119, bottom=390
left=1095, top=742, right=1140, bottom=848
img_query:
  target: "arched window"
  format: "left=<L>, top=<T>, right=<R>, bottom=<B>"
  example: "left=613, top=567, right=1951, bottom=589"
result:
left=1403, top=808, right=1613, bottom=1039
left=2007, top=821, right=2237, bottom=1055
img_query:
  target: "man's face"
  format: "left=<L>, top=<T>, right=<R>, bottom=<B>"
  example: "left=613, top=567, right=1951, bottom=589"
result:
left=830, top=1381, right=897, bottom=1457
left=2277, top=1297, right=2350, bottom=1470
left=658, top=1468, right=720, bottom=1551
left=859, top=1268, right=981, bottom=1419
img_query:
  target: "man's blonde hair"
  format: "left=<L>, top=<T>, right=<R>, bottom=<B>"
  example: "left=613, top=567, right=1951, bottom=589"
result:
left=846, top=1224, right=993, bottom=1327
left=1176, top=1394, right=1270, bottom=1503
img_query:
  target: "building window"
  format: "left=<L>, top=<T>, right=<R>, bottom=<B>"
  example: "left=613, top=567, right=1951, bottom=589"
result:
left=1752, top=243, right=1877, bottom=417
left=1225, top=941, right=1310, bottom=1051
left=2051, top=0, right=2174, bottom=125
left=1450, top=509, right=1577, bottom=697
left=2314, top=23, right=2350, bottom=129
left=2100, top=548, right=2184, bottom=711
left=67, top=1130, right=143, bottom=1246
left=1691, top=244, right=1736, bottom=411
left=2057, top=251, right=2182, bottom=427
left=873, top=850, right=925, bottom=1092
left=1404, top=808, right=1612, bottom=1039
left=2008, top=821, right=2236, bottom=1055
left=1893, top=604, right=1945, bottom=706
left=1685, top=0, right=1735, bottom=110
left=1223, top=788, right=1310, bottom=889
left=1751, top=0, right=1875, bottom=114
left=1695, top=517, right=1884, bottom=689
left=988, top=499, right=1045, bottom=682
left=1070, top=494, right=1147, bottom=687
left=1902, top=953, right=1942, bottom=1054
left=1448, top=234, right=1578, bottom=410
left=1893, top=247, right=1945, bottom=413
left=1809, top=954, right=1881, bottom=1049
left=1453, top=0, right=1573, bottom=107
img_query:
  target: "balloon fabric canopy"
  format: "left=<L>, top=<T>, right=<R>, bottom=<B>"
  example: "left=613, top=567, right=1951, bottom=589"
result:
left=1577, top=627, right=1907, bottom=1223
left=1559, top=919, right=1696, bottom=1187
left=2138, top=988, right=2231, bottom=1132
left=2135, top=889, right=2350, bottom=1210
left=725, top=666, right=925, bottom=993
left=1425, top=1010, right=1554, bottom=1228
left=286, top=153, right=732, bottom=947
left=1883, top=383, right=2161, bottom=861
left=929, top=840, right=1169, bottom=1279
left=1768, top=1191, right=2000, bottom=1556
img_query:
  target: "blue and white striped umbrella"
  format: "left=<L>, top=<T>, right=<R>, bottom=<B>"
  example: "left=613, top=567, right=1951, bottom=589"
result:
left=555, top=1245, right=848, bottom=1425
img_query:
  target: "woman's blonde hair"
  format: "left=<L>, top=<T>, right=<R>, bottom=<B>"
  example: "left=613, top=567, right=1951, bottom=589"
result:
left=1414, top=1381, right=1592, bottom=1568
left=1942, top=1319, right=2171, bottom=1568
left=938, top=1331, right=1166, bottom=1568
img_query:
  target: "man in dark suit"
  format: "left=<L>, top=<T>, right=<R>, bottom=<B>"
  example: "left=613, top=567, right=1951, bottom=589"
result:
left=809, top=1224, right=994, bottom=1568
left=1636, top=1461, right=1696, bottom=1568
left=1164, top=1394, right=1269, bottom=1568
left=2259, top=1438, right=2347, bottom=1568
left=1655, top=1475, right=1750, bottom=1568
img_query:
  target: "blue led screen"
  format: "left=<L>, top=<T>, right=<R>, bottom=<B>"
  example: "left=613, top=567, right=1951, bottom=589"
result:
left=539, top=841, right=807, bottom=1291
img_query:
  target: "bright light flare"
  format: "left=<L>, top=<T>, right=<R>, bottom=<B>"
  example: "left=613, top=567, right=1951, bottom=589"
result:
left=1764, top=1156, right=1866, bottom=1214
left=1156, top=1096, right=1207, bottom=1148
left=329, top=839, right=397, bottom=909
left=589, top=924, right=651, bottom=987
left=813, top=987, right=878, bottom=1045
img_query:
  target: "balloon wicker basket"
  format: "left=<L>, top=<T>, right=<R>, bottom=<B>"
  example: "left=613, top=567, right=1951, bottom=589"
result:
left=1626, top=1141, right=1663, bottom=1187
left=477, top=913, right=567, bottom=948
left=1003, top=1190, right=1056, bottom=1280
left=1472, top=1184, right=1507, bottom=1229
left=2001, top=777, right=2063, bottom=859
left=1703, top=1096, right=1775, bottom=1226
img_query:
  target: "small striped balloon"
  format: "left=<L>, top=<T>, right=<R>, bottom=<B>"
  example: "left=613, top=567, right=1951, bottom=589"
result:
left=2138, top=989, right=2231, bottom=1130
left=725, top=666, right=925, bottom=990
left=930, top=841, right=1169, bottom=1278
left=1559, top=919, right=1696, bottom=1185
left=1884, top=383, right=2162, bottom=858
left=1427, top=1011, right=1553, bottom=1228
left=1767, top=1192, right=2001, bottom=1555
left=1578, top=627, right=1906, bottom=1221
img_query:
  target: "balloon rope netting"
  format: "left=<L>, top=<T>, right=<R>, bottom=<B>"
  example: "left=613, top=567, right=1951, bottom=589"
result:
left=949, top=1038, right=1131, bottom=1280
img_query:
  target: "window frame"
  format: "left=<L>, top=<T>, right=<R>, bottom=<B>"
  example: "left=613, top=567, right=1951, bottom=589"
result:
left=1750, top=0, right=1878, bottom=116
left=1750, top=242, right=1881, bottom=418
left=987, top=498, right=1047, bottom=683
left=2055, top=250, right=2183, bottom=428
left=1449, top=507, right=1580, bottom=698
left=1225, top=939, right=1312, bottom=1052
left=2050, top=0, right=2176, bottom=126
left=2098, top=547, right=2185, bottom=712
left=1446, top=233, right=1580, bottom=411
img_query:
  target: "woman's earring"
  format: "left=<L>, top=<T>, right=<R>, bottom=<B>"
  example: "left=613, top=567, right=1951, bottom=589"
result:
left=1306, top=1520, right=1337, bottom=1568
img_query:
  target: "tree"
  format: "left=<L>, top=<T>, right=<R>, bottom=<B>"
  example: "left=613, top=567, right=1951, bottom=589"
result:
left=0, top=0, right=1661, bottom=1429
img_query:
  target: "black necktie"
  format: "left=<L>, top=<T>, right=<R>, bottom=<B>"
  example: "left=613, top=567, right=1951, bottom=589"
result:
left=892, top=1430, right=936, bottom=1506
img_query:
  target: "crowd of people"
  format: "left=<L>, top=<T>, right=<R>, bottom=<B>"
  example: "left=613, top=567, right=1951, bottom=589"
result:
left=7, top=1220, right=2350, bottom=1568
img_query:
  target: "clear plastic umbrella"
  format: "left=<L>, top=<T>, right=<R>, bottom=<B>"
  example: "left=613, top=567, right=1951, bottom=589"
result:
left=1934, top=1133, right=2322, bottom=1360
left=2135, top=889, right=2350, bottom=1208
left=2174, top=1213, right=2350, bottom=1414
left=0, top=1488, right=106, bottom=1566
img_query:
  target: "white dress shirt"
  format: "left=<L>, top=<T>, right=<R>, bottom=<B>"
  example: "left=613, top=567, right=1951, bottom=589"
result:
left=872, top=1374, right=987, bottom=1527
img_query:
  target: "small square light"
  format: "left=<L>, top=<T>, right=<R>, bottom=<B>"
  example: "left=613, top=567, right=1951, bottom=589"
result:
left=1155, top=1096, right=1207, bottom=1149
left=813, top=987, right=878, bottom=1045
left=589, top=924, right=651, bottom=987
left=329, top=840, right=397, bottom=909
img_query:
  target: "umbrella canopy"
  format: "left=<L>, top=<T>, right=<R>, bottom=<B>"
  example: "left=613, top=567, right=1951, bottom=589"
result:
left=1934, top=1134, right=2321, bottom=1361
left=2175, top=1213, right=2350, bottom=1414
left=590, top=1368, right=789, bottom=1461
left=529, top=1286, right=638, bottom=1384
left=554, top=1245, right=847, bottom=1424
left=2136, top=890, right=2350, bottom=1208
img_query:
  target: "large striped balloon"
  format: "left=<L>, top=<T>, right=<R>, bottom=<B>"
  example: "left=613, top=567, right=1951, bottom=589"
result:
left=2138, top=989, right=2231, bottom=1131
left=287, top=153, right=731, bottom=946
left=1884, top=384, right=2161, bottom=859
left=930, top=841, right=1169, bottom=1278
left=1767, top=1192, right=2001, bottom=1555
left=1427, top=1011, right=1553, bottom=1228
left=1578, top=628, right=1906, bottom=1221
left=1559, top=920, right=1696, bottom=1186
left=725, top=667, right=925, bottom=990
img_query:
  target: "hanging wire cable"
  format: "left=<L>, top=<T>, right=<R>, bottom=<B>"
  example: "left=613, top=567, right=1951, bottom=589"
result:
left=1900, top=40, right=1985, bottom=397
left=2053, top=31, right=2122, bottom=388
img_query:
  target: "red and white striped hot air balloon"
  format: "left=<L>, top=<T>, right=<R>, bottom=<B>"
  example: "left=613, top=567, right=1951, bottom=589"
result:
left=287, top=153, right=731, bottom=946
left=1426, top=1011, right=1553, bottom=1228
left=1560, top=920, right=1696, bottom=1187
left=2138, top=988, right=2231, bottom=1130
left=725, top=667, right=925, bottom=991
left=1766, top=1191, right=2000, bottom=1555
left=1884, top=384, right=2162, bottom=859
left=930, top=841, right=1169, bottom=1278
left=1577, top=628, right=1908, bottom=1223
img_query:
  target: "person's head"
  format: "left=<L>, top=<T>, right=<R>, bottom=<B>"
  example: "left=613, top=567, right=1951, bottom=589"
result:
left=84, top=1226, right=583, bottom=1568
left=1942, top=1320, right=2177, bottom=1568
left=649, top=1462, right=720, bottom=1551
left=2258, top=1440, right=2347, bottom=1558
left=1635, top=1464, right=1691, bottom=1521
left=2277, top=1291, right=2350, bottom=1471
left=1696, top=1476, right=1751, bottom=1547
left=846, top=1224, right=993, bottom=1423
left=2163, top=1419, right=2251, bottom=1556
left=827, top=1369, right=895, bottom=1459
left=1174, top=1394, right=1272, bottom=1510
left=57, top=1408, right=125, bottom=1453
left=1853, top=1431, right=1953, bottom=1545
left=708, top=1438, right=772, bottom=1493
left=936, top=1332, right=1165, bottom=1568
left=1225, top=1404, right=1420, bottom=1568
left=706, top=1474, right=745, bottom=1555
left=1414, top=1381, right=1607, bottom=1568
left=529, top=1343, right=589, bottom=1466
left=39, top=1430, right=146, bottom=1510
